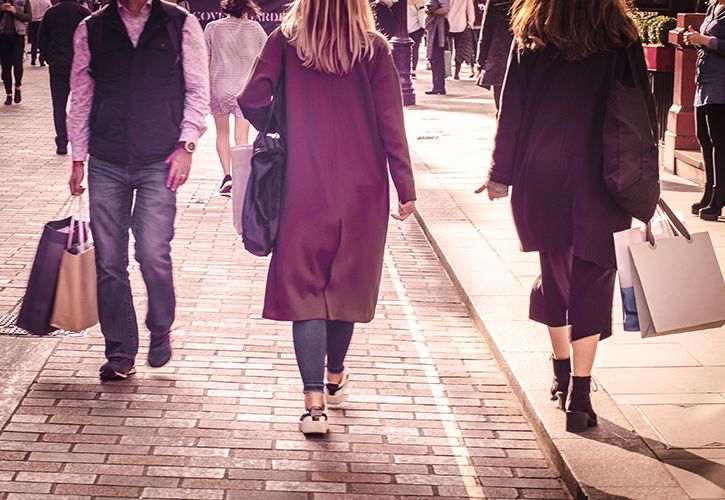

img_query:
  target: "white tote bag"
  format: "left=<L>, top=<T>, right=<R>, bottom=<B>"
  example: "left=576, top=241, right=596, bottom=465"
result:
left=613, top=210, right=683, bottom=331
left=629, top=199, right=725, bottom=337
left=231, top=145, right=253, bottom=236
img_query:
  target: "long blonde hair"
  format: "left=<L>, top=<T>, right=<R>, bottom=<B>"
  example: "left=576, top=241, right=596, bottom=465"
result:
left=510, top=0, right=639, bottom=60
left=280, top=0, right=379, bottom=75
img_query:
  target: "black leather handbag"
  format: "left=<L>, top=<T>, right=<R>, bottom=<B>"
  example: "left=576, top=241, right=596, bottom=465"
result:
left=242, top=39, right=287, bottom=257
left=602, top=43, right=660, bottom=223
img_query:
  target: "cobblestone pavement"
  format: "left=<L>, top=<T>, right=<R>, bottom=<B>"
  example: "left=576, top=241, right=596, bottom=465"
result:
left=0, top=63, right=571, bottom=498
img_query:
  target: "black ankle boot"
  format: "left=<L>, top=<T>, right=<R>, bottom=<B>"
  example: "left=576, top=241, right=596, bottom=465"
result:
left=566, top=376, right=598, bottom=433
left=454, top=62, right=461, bottom=80
left=549, top=356, right=570, bottom=411
left=692, top=184, right=714, bottom=215
left=700, top=187, right=725, bottom=221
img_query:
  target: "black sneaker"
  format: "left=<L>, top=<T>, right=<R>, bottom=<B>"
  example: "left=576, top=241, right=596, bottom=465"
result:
left=4, top=95, right=11, bottom=105
left=219, top=174, right=232, bottom=196
left=14, top=88, right=21, bottom=104
left=148, top=332, right=172, bottom=368
left=99, top=358, right=136, bottom=381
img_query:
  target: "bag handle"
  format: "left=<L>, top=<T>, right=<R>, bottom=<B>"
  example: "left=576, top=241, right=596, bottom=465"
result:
left=66, top=195, right=89, bottom=252
left=646, top=198, right=692, bottom=245
left=261, top=36, right=288, bottom=137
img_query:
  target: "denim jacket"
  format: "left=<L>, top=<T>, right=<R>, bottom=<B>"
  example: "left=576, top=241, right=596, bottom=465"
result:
left=695, top=3, right=725, bottom=106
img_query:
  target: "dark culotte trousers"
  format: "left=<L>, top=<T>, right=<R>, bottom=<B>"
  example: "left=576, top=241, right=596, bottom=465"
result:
left=529, top=247, right=616, bottom=341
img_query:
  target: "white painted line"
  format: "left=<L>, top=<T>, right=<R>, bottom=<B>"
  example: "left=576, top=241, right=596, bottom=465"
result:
left=384, top=250, right=486, bottom=500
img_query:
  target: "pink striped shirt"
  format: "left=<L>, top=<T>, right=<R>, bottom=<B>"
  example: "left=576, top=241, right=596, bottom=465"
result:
left=68, top=0, right=209, bottom=162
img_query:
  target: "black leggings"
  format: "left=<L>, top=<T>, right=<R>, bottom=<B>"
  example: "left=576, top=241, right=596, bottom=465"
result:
left=0, top=34, right=24, bottom=95
left=696, top=104, right=725, bottom=193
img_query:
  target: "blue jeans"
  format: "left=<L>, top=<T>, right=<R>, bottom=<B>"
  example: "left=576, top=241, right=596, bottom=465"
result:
left=88, top=157, right=176, bottom=361
left=292, top=320, right=354, bottom=393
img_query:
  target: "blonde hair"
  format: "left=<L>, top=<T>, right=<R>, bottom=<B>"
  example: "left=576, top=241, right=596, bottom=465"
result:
left=511, top=0, right=639, bottom=60
left=280, top=0, right=379, bottom=75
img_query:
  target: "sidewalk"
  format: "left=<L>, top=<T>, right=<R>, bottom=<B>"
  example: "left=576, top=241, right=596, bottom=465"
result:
left=407, top=71, right=725, bottom=499
left=0, top=63, right=573, bottom=498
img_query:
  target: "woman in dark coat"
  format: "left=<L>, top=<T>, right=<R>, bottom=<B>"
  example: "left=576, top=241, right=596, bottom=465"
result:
left=475, top=0, right=512, bottom=110
left=239, top=0, right=417, bottom=436
left=684, top=0, right=725, bottom=221
left=477, top=0, right=657, bottom=433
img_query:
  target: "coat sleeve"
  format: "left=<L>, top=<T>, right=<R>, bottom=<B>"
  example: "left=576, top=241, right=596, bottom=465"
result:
left=476, top=1, right=493, bottom=68
left=488, top=41, right=526, bottom=185
left=238, top=30, right=284, bottom=133
left=370, top=39, right=416, bottom=203
left=38, top=11, right=48, bottom=60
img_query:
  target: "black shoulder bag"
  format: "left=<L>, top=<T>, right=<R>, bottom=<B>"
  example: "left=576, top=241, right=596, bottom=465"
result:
left=242, top=38, right=287, bottom=257
left=602, top=43, right=660, bottom=223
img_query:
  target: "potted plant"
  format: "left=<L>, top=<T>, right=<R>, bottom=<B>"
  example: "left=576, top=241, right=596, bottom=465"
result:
left=635, top=14, right=677, bottom=72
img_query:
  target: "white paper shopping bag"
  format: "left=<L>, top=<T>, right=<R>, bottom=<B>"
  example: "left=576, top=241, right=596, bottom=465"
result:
left=628, top=200, right=725, bottom=337
left=231, top=145, right=253, bottom=235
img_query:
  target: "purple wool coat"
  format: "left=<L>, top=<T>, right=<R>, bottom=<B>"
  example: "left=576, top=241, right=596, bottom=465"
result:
left=489, top=41, right=656, bottom=270
left=239, top=30, right=416, bottom=323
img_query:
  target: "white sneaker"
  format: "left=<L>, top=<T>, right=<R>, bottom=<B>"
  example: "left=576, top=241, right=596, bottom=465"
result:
left=325, top=372, right=349, bottom=406
left=299, top=406, right=328, bottom=435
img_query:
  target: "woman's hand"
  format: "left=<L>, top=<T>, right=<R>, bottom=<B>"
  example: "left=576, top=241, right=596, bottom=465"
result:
left=391, top=200, right=416, bottom=221
left=475, top=179, right=509, bottom=200
left=1, top=4, right=17, bottom=14
left=684, top=26, right=709, bottom=47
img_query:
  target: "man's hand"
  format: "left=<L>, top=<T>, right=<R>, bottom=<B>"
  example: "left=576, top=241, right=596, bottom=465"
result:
left=69, top=162, right=85, bottom=195
left=391, top=200, right=416, bottom=221
left=1, top=4, right=17, bottom=13
left=165, top=147, right=192, bottom=192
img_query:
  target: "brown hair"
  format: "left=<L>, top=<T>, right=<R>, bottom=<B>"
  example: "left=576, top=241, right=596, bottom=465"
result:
left=280, top=0, right=379, bottom=75
left=510, top=0, right=639, bottom=60
left=220, top=0, right=261, bottom=18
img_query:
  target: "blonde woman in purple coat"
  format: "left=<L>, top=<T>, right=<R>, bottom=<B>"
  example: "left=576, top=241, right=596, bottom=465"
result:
left=239, top=0, right=417, bottom=435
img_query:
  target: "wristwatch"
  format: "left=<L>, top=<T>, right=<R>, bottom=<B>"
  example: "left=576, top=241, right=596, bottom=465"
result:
left=177, top=140, right=196, bottom=154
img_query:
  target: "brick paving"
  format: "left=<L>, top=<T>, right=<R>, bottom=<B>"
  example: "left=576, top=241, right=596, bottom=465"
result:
left=0, top=65, right=570, bottom=499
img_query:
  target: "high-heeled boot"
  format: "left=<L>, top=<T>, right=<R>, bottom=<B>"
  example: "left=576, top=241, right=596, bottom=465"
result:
left=692, top=183, right=713, bottom=215
left=549, top=356, right=571, bottom=411
left=700, top=186, right=725, bottom=221
left=566, top=376, right=598, bottom=433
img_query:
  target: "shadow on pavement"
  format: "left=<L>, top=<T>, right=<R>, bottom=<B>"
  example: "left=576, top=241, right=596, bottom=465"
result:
left=581, top=418, right=725, bottom=494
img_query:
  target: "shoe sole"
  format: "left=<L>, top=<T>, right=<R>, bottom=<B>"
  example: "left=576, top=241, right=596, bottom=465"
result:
left=299, top=419, right=329, bottom=435
left=700, top=212, right=722, bottom=221
left=325, top=373, right=349, bottom=406
left=219, top=182, right=232, bottom=195
left=99, top=366, right=136, bottom=381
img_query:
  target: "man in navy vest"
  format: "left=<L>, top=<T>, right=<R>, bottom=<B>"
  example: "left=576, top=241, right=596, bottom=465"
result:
left=67, top=0, right=209, bottom=381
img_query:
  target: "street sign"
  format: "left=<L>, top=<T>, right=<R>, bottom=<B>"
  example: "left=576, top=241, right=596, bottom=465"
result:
left=189, top=0, right=290, bottom=31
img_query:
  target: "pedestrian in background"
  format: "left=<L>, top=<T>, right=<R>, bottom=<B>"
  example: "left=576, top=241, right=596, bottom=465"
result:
left=0, top=0, right=32, bottom=105
left=448, top=0, right=475, bottom=79
left=239, top=0, right=416, bottom=436
left=372, top=0, right=397, bottom=39
left=38, top=0, right=90, bottom=154
left=68, top=0, right=209, bottom=380
left=470, top=0, right=485, bottom=63
left=204, top=0, right=266, bottom=196
left=684, top=0, right=725, bottom=221
left=28, top=0, right=51, bottom=66
left=475, top=0, right=512, bottom=110
left=425, top=0, right=449, bottom=94
left=408, top=0, right=425, bottom=77
left=477, top=0, right=656, bottom=433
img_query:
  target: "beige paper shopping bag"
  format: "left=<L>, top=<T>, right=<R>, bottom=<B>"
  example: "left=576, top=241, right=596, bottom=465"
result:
left=50, top=197, right=99, bottom=333
left=629, top=212, right=725, bottom=337
left=231, top=144, right=253, bottom=236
